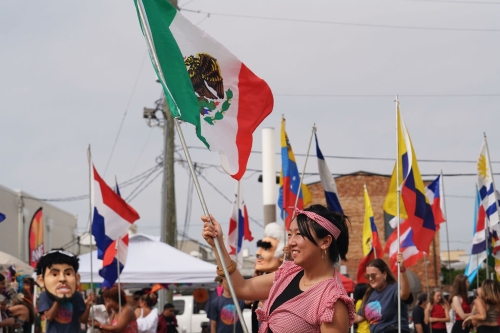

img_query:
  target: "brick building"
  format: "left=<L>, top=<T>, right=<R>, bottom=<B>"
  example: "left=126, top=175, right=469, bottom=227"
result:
left=307, top=171, right=442, bottom=290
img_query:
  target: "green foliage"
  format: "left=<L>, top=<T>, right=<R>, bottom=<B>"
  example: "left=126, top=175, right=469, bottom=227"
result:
left=441, top=265, right=496, bottom=289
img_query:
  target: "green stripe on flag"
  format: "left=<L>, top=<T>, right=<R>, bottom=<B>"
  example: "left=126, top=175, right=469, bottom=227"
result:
left=134, top=0, right=201, bottom=133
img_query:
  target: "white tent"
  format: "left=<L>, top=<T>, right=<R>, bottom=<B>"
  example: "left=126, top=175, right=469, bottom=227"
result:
left=0, top=251, right=34, bottom=275
left=78, top=234, right=217, bottom=284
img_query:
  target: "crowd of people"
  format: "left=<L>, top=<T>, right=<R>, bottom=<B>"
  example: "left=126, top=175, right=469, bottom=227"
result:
left=2, top=203, right=500, bottom=333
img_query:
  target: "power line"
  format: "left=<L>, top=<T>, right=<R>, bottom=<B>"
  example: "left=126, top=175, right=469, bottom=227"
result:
left=180, top=8, right=500, bottom=32
left=403, top=0, right=500, bottom=4
left=198, top=172, right=264, bottom=228
left=103, top=53, right=147, bottom=177
left=275, top=93, right=500, bottom=98
left=185, top=146, right=500, bottom=164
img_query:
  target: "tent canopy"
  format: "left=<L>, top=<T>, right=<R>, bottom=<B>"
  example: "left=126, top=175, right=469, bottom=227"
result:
left=78, top=234, right=217, bottom=284
left=0, top=251, right=34, bottom=275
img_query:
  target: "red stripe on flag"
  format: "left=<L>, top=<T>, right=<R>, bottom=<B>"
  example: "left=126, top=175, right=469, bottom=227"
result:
left=233, top=64, right=274, bottom=180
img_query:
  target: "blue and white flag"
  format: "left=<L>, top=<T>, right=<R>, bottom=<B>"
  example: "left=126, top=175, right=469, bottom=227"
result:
left=465, top=188, right=488, bottom=284
left=0, top=212, right=5, bottom=223
left=477, top=139, right=500, bottom=258
left=315, top=133, right=343, bottom=213
left=91, top=166, right=140, bottom=287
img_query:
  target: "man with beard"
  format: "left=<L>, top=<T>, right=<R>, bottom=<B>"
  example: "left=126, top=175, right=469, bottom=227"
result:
left=251, top=222, right=285, bottom=333
left=36, top=249, right=94, bottom=333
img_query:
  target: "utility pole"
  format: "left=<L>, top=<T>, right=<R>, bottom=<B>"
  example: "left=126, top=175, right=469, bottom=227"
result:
left=164, top=103, right=177, bottom=249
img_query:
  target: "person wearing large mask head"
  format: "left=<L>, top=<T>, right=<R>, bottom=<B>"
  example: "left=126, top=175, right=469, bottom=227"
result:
left=251, top=222, right=285, bottom=333
left=36, top=249, right=95, bottom=333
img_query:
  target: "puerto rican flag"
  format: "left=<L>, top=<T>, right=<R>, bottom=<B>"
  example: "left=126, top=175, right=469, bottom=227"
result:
left=91, top=166, right=140, bottom=287
left=227, top=181, right=253, bottom=267
left=384, top=220, right=424, bottom=275
left=425, top=175, right=446, bottom=230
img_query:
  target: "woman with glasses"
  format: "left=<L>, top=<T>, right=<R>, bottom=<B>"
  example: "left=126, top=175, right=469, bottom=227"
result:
left=201, top=204, right=354, bottom=333
left=353, top=256, right=413, bottom=333
left=424, top=288, right=450, bottom=333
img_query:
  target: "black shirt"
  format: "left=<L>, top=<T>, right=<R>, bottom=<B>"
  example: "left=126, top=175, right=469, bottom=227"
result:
left=412, top=306, right=428, bottom=333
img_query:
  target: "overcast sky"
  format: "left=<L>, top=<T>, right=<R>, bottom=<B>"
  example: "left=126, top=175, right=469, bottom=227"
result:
left=1, top=0, right=500, bottom=257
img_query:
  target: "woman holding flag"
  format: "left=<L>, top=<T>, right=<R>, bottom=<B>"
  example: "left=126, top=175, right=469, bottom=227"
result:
left=201, top=204, right=354, bottom=333
left=354, top=257, right=413, bottom=333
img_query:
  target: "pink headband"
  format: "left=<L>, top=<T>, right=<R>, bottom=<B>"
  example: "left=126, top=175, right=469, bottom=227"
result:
left=293, top=207, right=341, bottom=240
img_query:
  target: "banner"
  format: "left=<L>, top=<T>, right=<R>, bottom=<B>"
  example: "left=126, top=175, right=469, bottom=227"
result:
left=29, top=207, right=44, bottom=268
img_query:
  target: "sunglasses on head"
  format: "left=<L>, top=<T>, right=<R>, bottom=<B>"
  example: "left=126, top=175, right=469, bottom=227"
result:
left=44, top=249, right=76, bottom=258
left=364, top=273, right=377, bottom=281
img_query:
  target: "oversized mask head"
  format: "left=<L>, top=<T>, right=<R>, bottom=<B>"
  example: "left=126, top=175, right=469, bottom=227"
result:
left=36, top=249, right=80, bottom=302
left=255, top=222, right=284, bottom=273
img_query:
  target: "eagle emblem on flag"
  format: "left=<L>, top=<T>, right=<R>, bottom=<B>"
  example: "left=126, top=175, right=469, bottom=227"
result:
left=184, top=53, right=232, bottom=125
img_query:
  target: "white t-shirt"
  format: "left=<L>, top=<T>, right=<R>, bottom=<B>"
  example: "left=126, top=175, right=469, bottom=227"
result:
left=136, top=307, right=158, bottom=333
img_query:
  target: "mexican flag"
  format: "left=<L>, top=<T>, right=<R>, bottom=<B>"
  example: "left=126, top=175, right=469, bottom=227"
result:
left=134, top=0, right=274, bottom=180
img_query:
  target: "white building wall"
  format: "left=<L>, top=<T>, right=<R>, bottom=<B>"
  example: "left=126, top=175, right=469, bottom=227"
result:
left=0, top=184, right=77, bottom=262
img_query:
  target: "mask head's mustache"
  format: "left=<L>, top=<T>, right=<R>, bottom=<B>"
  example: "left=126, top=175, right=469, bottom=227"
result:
left=257, top=240, right=272, bottom=250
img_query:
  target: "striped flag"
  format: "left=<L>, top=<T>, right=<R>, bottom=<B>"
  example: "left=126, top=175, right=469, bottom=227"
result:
left=278, top=118, right=312, bottom=229
left=425, top=175, right=446, bottom=229
left=91, top=167, right=139, bottom=288
left=227, top=181, right=253, bottom=265
left=383, top=106, right=436, bottom=252
left=477, top=139, right=500, bottom=259
left=315, top=132, right=343, bottom=213
left=465, top=188, right=488, bottom=284
left=384, top=220, right=424, bottom=275
left=362, top=185, right=383, bottom=258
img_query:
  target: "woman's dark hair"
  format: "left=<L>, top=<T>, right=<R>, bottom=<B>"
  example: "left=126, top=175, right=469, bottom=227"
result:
left=360, top=259, right=396, bottom=316
left=12, top=295, right=35, bottom=325
left=140, top=292, right=158, bottom=307
left=417, top=293, right=428, bottom=305
left=450, top=274, right=469, bottom=302
left=481, top=279, right=500, bottom=306
left=35, top=248, right=79, bottom=276
left=353, top=283, right=367, bottom=302
left=295, top=204, right=349, bottom=265
left=0, top=274, right=5, bottom=282
left=103, top=285, right=127, bottom=306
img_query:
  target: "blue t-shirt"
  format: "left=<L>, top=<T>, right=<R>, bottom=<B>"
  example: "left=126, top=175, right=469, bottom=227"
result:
left=208, top=296, right=245, bottom=333
left=361, top=283, right=413, bottom=333
left=38, top=291, right=86, bottom=333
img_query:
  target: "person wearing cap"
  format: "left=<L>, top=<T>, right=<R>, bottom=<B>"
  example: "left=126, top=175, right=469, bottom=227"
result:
left=35, top=249, right=95, bottom=333
left=202, top=204, right=354, bottom=333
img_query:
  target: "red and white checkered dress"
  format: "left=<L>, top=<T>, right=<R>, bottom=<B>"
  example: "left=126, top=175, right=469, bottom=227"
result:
left=256, top=261, right=355, bottom=333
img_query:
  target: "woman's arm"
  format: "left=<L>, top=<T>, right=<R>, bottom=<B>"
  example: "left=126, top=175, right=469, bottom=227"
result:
left=99, top=307, right=135, bottom=332
left=202, top=215, right=274, bottom=300
left=442, top=304, right=451, bottom=323
left=424, top=304, right=431, bottom=324
left=463, top=298, right=486, bottom=326
left=320, top=300, right=349, bottom=333
left=353, top=313, right=366, bottom=325
left=452, top=296, right=470, bottom=320
left=396, top=253, right=411, bottom=300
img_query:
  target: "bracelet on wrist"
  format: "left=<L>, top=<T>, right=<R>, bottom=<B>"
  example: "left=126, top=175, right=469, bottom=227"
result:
left=400, top=266, right=406, bottom=273
left=216, top=260, right=237, bottom=277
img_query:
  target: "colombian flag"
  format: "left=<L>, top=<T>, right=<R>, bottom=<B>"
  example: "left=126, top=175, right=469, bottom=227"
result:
left=383, top=106, right=436, bottom=252
left=278, top=118, right=312, bottom=229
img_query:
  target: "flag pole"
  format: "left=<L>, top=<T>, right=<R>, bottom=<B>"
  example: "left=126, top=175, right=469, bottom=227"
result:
left=87, top=145, right=95, bottom=332
left=136, top=1, right=247, bottom=329
left=440, top=171, right=452, bottom=285
left=424, top=253, right=430, bottom=295
left=116, top=236, right=122, bottom=315
left=291, top=124, right=316, bottom=219
left=135, top=2, right=248, bottom=331
left=484, top=132, right=500, bottom=277
left=395, top=96, right=402, bottom=333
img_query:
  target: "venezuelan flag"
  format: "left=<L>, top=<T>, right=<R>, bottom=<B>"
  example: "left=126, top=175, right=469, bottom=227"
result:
left=383, top=106, right=436, bottom=252
left=362, top=185, right=383, bottom=258
left=278, top=118, right=312, bottom=229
